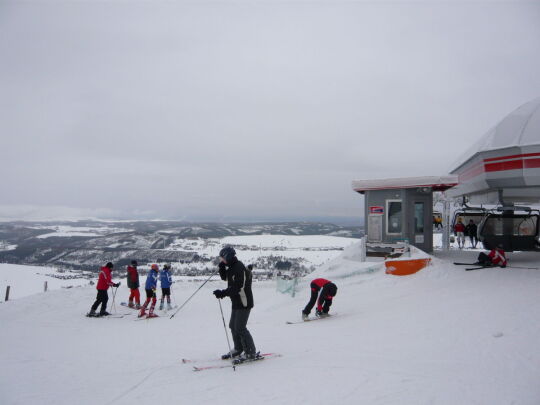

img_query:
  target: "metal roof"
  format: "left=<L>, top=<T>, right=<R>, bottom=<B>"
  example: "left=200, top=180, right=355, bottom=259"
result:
left=352, top=176, right=458, bottom=193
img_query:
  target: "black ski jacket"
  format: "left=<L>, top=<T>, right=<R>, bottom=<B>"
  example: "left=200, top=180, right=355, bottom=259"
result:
left=219, top=257, right=254, bottom=309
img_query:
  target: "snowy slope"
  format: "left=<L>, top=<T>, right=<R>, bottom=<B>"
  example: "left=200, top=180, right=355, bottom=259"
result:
left=1, top=246, right=539, bottom=405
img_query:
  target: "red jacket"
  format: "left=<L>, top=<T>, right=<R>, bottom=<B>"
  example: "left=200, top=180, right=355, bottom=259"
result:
left=126, top=266, right=139, bottom=289
left=311, top=278, right=331, bottom=290
left=96, top=266, right=114, bottom=290
left=454, top=223, right=465, bottom=233
left=488, top=249, right=507, bottom=266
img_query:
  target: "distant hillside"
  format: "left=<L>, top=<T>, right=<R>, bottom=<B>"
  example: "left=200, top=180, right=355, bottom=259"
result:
left=0, top=221, right=363, bottom=271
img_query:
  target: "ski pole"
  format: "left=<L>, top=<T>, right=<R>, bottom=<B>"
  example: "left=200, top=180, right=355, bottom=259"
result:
left=218, top=299, right=235, bottom=371
left=111, top=286, right=118, bottom=314
left=170, top=271, right=217, bottom=319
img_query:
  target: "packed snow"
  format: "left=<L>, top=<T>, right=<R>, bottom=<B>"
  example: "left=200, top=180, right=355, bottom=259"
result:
left=1, top=243, right=539, bottom=404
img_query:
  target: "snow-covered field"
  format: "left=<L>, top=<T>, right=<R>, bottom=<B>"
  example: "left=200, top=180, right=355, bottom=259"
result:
left=1, top=244, right=539, bottom=404
left=31, top=225, right=132, bottom=239
left=0, top=263, right=90, bottom=301
left=167, top=235, right=358, bottom=271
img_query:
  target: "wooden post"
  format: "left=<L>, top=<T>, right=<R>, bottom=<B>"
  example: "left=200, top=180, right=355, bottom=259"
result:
left=44, top=281, right=48, bottom=292
left=5, top=286, right=10, bottom=302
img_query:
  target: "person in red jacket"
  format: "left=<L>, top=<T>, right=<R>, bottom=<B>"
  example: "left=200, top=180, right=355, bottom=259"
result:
left=476, top=246, right=507, bottom=267
left=302, top=278, right=338, bottom=320
left=126, top=260, right=140, bottom=309
left=454, top=218, right=466, bottom=249
left=87, top=262, right=120, bottom=317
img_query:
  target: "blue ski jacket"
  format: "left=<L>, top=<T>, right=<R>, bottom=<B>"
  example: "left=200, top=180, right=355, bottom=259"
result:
left=160, top=269, right=173, bottom=288
left=145, top=269, right=158, bottom=290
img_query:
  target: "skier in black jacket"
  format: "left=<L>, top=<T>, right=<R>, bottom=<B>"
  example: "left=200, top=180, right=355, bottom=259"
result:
left=213, top=246, right=257, bottom=361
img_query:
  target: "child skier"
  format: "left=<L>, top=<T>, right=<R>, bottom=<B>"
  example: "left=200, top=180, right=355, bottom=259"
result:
left=139, top=264, right=159, bottom=318
left=159, top=264, right=173, bottom=310
left=302, top=278, right=338, bottom=320
left=126, top=260, right=141, bottom=309
left=88, top=262, right=120, bottom=317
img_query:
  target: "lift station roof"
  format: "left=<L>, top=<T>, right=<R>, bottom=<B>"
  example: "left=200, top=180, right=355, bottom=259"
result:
left=447, top=97, right=540, bottom=204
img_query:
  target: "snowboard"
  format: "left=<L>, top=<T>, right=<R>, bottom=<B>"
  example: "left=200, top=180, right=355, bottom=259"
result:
left=286, top=313, right=336, bottom=324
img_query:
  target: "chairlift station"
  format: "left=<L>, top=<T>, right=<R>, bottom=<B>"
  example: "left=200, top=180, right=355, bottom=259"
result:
left=352, top=97, right=540, bottom=253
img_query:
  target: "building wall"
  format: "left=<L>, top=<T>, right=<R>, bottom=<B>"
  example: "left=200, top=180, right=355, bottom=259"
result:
left=365, top=188, right=433, bottom=252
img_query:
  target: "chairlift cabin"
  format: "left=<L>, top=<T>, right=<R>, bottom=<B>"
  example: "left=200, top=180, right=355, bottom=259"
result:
left=478, top=208, right=540, bottom=251
left=451, top=207, right=486, bottom=230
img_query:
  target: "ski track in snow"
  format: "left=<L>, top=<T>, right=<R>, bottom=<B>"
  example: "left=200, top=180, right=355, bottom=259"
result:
left=0, top=244, right=540, bottom=404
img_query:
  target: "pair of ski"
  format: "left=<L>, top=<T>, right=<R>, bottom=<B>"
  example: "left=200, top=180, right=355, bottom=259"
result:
left=182, top=352, right=281, bottom=372
left=453, top=262, right=539, bottom=271
left=120, top=302, right=161, bottom=320
left=86, top=313, right=126, bottom=318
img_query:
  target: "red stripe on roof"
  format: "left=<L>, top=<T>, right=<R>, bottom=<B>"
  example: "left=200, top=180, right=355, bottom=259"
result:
left=524, top=158, right=540, bottom=169
left=484, top=152, right=540, bottom=162
left=485, top=159, right=523, bottom=172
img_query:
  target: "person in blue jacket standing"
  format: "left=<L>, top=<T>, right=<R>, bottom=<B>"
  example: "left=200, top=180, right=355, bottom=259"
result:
left=159, top=264, right=173, bottom=310
left=139, top=264, right=159, bottom=318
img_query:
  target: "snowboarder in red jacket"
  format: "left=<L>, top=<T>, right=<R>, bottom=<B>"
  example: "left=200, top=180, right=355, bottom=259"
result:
left=126, top=260, right=140, bottom=309
left=302, top=278, right=338, bottom=320
left=87, top=262, right=120, bottom=317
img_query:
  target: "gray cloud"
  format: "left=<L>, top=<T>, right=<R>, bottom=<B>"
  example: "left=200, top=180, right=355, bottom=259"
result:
left=1, top=1, right=540, bottom=221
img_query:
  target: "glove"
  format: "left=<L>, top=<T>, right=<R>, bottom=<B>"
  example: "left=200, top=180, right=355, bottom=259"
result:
left=315, top=310, right=323, bottom=317
left=218, top=262, right=226, bottom=271
left=213, top=289, right=226, bottom=299
left=114, top=282, right=121, bottom=288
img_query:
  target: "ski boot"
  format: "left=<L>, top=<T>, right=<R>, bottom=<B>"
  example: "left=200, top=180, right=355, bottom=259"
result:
left=138, top=308, right=147, bottom=318
left=233, top=352, right=262, bottom=365
left=221, top=349, right=242, bottom=360
left=86, top=310, right=98, bottom=317
left=302, top=312, right=309, bottom=321
left=147, top=313, right=158, bottom=318
left=128, top=301, right=134, bottom=308
left=99, top=311, right=110, bottom=317
left=167, top=303, right=172, bottom=310
left=135, top=303, right=141, bottom=310
left=159, top=300, right=164, bottom=310
left=319, top=312, right=330, bottom=318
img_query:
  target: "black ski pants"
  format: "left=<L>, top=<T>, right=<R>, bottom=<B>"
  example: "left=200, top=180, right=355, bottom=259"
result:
left=303, top=282, right=334, bottom=315
left=229, top=308, right=256, bottom=356
left=91, top=290, right=109, bottom=314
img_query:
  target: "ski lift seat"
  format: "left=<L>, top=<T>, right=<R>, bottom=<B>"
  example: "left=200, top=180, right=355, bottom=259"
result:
left=478, top=212, right=540, bottom=252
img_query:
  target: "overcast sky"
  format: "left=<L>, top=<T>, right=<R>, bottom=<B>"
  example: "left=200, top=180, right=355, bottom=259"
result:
left=1, top=0, right=540, bottom=222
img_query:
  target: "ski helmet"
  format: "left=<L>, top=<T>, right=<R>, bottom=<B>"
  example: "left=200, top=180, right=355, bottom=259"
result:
left=219, top=246, right=236, bottom=262
left=131, top=260, right=138, bottom=266
left=163, top=263, right=171, bottom=270
left=151, top=264, right=159, bottom=271
left=106, top=262, right=114, bottom=269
